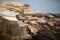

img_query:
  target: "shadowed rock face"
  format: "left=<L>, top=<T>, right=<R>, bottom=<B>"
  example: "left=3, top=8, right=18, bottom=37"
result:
left=0, top=2, right=60, bottom=40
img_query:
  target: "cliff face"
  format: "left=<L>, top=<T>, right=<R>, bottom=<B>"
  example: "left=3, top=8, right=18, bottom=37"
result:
left=0, top=2, right=33, bottom=13
left=0, top=2, right=46, bottom=15
left=0, top=2, right=26, bottom=13
left=0, top=2, right=60, bottom=40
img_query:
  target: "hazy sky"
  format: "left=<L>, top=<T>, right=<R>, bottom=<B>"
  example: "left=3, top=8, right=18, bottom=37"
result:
left=1, top=0, right=60, bottom=13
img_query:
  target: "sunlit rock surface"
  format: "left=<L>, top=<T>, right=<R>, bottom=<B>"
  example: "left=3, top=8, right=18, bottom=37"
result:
left=0, top=2, right=60, bottom=40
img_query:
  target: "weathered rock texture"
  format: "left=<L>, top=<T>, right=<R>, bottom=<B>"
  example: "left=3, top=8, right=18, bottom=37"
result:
left=0, top=2, right=60, bottom=40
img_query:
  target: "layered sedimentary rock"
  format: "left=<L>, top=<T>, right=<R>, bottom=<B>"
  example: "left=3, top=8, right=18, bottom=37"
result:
left=0, top=2, right=60, bottom=40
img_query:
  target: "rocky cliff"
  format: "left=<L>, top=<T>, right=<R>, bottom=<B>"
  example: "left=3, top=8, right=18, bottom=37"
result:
left=0, top=2, right=60, bottom=40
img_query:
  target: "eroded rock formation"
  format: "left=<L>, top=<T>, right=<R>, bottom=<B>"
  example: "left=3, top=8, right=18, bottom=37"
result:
left=0, top=2, right=60, bottom=40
